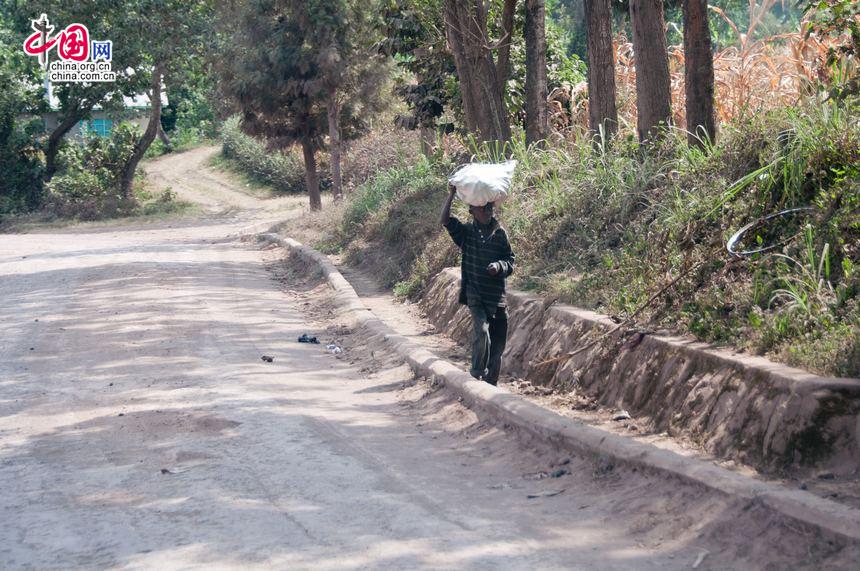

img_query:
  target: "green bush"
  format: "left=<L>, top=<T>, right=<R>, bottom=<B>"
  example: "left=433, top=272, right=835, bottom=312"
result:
left=0, top=116, right=44, bottom=215
left=336, top=157, right=458, bottom=290
left=45, top=124, right=138, bottom=220
left=144, top=126, right=209, bottom=159
left=0, top=15, right=46, bottom=216
left=220, top=116, right=306, bottom=193
left=175, top=89, right=218, bottom=139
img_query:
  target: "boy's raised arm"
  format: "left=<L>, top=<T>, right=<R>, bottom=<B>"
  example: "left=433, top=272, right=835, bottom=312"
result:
left=440, top=184, right=456, bottom=227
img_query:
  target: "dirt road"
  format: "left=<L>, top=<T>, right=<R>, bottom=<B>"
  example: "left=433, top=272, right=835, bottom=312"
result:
left=0, top=148, right=852, bottom=569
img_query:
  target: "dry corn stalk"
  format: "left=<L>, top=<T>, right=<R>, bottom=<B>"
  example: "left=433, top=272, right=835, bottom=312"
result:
left=549, top=1, right=836, bottom=137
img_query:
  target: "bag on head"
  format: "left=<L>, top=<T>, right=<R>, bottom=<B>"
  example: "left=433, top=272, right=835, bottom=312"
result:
left=448, top=160, right=517, bottom=207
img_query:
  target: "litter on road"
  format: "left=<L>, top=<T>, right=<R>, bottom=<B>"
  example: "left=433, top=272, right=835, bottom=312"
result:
left=526, top=489, right=565, bottom=499
left=612, top=410, right=631, bottom=421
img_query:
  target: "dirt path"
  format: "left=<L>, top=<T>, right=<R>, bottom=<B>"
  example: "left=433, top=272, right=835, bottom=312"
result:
left=0, top=148, right=855, bottom=569
left=143, top=145, right=313, bottom=221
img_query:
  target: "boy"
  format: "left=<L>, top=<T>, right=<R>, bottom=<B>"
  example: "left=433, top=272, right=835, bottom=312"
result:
left=440, top=184, right=515, bottom=386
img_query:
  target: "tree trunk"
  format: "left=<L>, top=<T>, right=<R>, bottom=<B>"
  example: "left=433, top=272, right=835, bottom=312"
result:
left=496, top=0, right=517, bottom=95
left=119, top=65, right=164, bottom=201
left=443, top=0, right=510, bottom=143
left=301, top=139, right=322, bottom=211
left=157, top=122, right=172, bottom=151
left=524, top=0, right=549, bottom=145
left=444, top=1, right=478, bottom=133
left=326, top=88, right=342, bottom=200
left=683, top=0, right=715, bottom=147
left=585, top=0, right=618, bottom=140
left=419, top=125, right=434, bottom=158
left=45, top=105, right=86, bottom=180
left=629, top=0, right=672, bottom=142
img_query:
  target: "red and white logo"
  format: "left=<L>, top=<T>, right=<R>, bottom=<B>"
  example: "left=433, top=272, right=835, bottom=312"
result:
left=23, top=14, right=114, bottom=83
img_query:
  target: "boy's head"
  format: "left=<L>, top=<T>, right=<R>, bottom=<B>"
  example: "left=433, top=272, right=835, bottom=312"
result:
left=469, top=202, right=494, bottom=225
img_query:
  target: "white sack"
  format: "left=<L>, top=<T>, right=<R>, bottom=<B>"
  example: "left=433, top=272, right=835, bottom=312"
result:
left=448, top=160, right=517, bottom=206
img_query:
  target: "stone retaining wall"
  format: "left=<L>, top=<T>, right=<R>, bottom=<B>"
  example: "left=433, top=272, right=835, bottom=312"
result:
left=420, top=268, right=860, bottom=476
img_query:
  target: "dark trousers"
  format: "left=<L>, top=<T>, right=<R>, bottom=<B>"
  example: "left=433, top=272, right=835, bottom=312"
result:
left=467, top=304, right=508, bottom=385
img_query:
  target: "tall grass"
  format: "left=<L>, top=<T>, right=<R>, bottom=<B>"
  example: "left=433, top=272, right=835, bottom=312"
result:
left=220, top=116, right=306, bottom=193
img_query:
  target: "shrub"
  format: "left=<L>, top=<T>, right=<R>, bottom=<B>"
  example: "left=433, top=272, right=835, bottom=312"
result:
left=144, top=127, right=209, bottom=158
left=342, top=127, right=421, bottom=191
left=45, top=124, right=138, bottom=220
left=0, top=116, right=44, bottom=215
left=220, top=116, right=306, bottom=193
left=337, top=157, right=458, bottom=290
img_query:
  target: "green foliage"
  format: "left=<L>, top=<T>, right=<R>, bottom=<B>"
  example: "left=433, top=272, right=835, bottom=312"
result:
left=504, top=18, right=586, bottom=124
left=135, top=184, right=188, bottom=217
left=45, top=124, right=139, bottom=219
left=220, top=116, right=306, bottom=194
left=218, top=0, right=387, bottom=151
left=174, top=89, right=217, bottom=139
left=0, top=118, right=44, bottom=215
left=494, top=99, right=859, bottom=376
left=154, top=77, right=219, bottom=158
left=42, top=123, right=188, bottom=220
left=21, top=1, right=160, bottom=138
left=546, top=0, right=587, bottom=59
left=333, top=155, right=459, bottom=290
left=380, top=0, right=454, bottom=130
left=0, top=112, right=44, bottom=215
left=341, top=155, right=442, bottom=233
left=804, top=0, right=860, bottom=99
left=769, top=227, right=835, bottom=318
left=0, top=10, right=46, bottom=214
left=144, top=127, right=210, bottom=159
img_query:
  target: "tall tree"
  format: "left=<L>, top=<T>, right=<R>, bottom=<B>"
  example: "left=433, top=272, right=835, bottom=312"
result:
left=311, top=0, right=388, bottom=200
left=443, top=0, right=510, bottom=142
left=116, top=0, right=213, bottom=201
left=584, top=0, right=617, bottom=140
left=683, top=0, right=715, bottom=147
left=24, top=0, right=148, bottom=180
left=220, top=0, right=384, bottom=210
left=0, top=8, right=46, bottom=211
left=496, top=0, right=517, bottom=94
left=629, top=0, right=672, bottom=142
left=118, top=64, right=163, bottom=199
left=220, top=0, right=327, bottom=210
left=23, top=0, right=211, bottom=197
left=524, top=0, right=549, bottom=145
left=380, top=0, right=455, bottom=156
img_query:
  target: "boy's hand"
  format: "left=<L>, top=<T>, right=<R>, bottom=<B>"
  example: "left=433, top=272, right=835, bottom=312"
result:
left=487, top=262, right=501, bottom=276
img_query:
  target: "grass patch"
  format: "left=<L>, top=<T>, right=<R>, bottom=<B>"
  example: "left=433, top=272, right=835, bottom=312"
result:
left=0, top=178, right=195, bottom=232
left=219, top=116, right=308, bottom=194
left=207, top=153, right=281, bottom=199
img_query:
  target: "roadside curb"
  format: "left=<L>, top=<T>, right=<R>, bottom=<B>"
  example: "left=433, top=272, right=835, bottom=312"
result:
left=256, top=232, right=860, bottom=545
